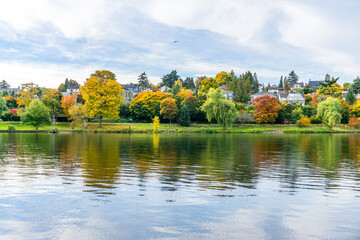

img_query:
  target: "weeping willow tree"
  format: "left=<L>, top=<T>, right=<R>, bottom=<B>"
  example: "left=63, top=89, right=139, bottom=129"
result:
left=201, top=88, right=237, bottom=130
left=316, top=97, right=341, bottom=130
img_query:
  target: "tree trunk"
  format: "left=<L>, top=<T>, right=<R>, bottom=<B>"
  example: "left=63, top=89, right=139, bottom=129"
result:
left=99, top=117, right=103, bottom=128
left=36, top=125, right=39, bottom=131
left=52, top=114, right=55, bottom=131
left=170, top=119, right=171, bottom=124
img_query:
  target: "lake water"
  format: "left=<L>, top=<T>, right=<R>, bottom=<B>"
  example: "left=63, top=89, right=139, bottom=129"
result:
left=0, top=133, right=359, bottom=240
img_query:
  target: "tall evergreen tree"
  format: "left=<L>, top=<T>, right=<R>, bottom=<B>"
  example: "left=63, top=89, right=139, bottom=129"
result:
left=279, top=76, right=284, bottom=88
left=352, top=76, right=360, bottom=93
left=161, top=70, right=180, bottom=88
left=138, top=72, right=149, bottom=88
left=346, top=86, right=356, bottom=105
left=178, top=105, right=191, bottom=126
left=183, top=77, right=195, bottom=89
left=288, top=71, right=298, bottom=84
left=253, top=72, right=259, bottom=93
left=0, top=80, right=10, bottom=89
left=64, top=78, right=69, bottom=90
left=320, top=74, right=339, bottom=87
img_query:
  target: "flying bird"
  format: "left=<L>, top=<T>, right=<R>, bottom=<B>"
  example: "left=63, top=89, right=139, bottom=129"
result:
left=173, top=40, right=178, bottom=43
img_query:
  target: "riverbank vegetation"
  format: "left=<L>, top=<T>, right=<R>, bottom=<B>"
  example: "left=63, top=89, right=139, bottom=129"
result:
left=1, top=69, right=360, bottom=133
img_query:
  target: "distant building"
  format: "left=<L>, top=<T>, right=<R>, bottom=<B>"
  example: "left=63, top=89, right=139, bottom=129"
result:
left=308, top=80, right=324, bottom=91
left=140, top=87, right=153, bottom=92
left=61, top=91, right=77, bottom=100
left=250, top=92, right=277, bottom=105
left=290, top=82, right=304, bottom=91
left=279, top=92, right=305, bottom=105
left=122, top=83, right=139, bottom=92
left=222, top=91, right=234, bottom=100
left=122, top=90, right=138, bottom=104
left=0, top=87, right=21, bottom=94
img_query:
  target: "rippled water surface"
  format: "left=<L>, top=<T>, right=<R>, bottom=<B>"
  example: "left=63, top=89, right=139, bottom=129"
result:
left=0, top=133, right=360, bottom=239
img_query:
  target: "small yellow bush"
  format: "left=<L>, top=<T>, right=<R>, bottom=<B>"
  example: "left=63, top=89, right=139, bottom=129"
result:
left=296, top=116, right=311, bottom=128
left=153, top=116, right=160, bottom=132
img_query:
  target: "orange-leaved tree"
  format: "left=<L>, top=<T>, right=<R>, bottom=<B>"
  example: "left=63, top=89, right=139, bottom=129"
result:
left=61, top=94, right=77, bottom=116
left=160, top=97, right=178, bottom=124
left=130, top=91, right=171, bottom=120
left=80, top=76, right=123, bottom=127
left=254, top=95, right=281, bottom=124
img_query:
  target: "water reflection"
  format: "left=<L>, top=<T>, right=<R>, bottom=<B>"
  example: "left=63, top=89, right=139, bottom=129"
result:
left=0, top=133, right=360, bottom=239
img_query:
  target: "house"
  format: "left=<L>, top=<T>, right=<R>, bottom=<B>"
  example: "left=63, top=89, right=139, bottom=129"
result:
left=308, top=80, right=323, bottom=91
left=342, top=91, right=347, bottom=99
left=66, top=85, right=79, bottom=93
left=140, top=87, right=153, bottom=92
left=122, top=83, right=139, bottom=92
left=222, top=91, right=234, bottom=100
left=0, top=87, right=21, bottom=95
left=122, top=90, right=138, bottom=104
left=290, top=82, right=304, bottom=91
left=61, top=91, right=77, bottom=101
left=159, top=86, right=168, bottom=92
left=279, top=92, right=305, bottom=105
left=250, top=92, right=277, bottom=104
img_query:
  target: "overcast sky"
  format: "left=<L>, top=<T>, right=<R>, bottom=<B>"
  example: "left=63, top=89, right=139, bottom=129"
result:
left=0, top=0, right=359, bottom=88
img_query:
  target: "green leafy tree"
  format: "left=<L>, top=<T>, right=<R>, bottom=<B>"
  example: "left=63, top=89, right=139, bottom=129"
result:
left=178, top=105, right=191, bottom=126
left=42, top=89, right=63, bottom=130
left=0, top=98, right=8, bottom=116
left=172, top=80, right=182, bottom=96
left=21, top=99, right=50, bottom=130
left=58, top=83, right=66, bottom=92
left=201, top=88, right=237, bottom=130
left=284, top=81, right=290, bottom=92
left=138, top=72, right=149, bottom=88
left=346, top=86, right=356, bottom=105
left=161, top=70, right=180, bottom=88
left=288, top=71, right=298, bottom=83
left=316, top=97, right=341, bottom=130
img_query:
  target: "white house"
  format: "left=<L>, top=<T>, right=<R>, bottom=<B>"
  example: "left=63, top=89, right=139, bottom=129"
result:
left=279, top=92, right=305, bottom=105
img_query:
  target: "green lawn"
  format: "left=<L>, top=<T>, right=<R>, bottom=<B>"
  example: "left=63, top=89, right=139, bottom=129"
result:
left=0, top=121, right=358, bottom=133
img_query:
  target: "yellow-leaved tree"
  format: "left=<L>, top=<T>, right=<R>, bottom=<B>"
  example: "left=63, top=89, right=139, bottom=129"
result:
left=80, top=75, right=123, bottom=127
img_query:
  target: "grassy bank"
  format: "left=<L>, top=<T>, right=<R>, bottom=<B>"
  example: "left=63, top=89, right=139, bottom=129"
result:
left=0, top=122, right=358, bottom=133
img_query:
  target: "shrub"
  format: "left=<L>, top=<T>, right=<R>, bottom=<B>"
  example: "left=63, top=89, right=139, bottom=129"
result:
left=7, top=125, right=15, bottom=132
left=348, top=117, right=360, bottom=129
left=310, top=115, right=322, bottom=124
left=291, top=107, right=302, bottom=124
left=153, top=116, right=160, bottom=132
left=296, top=116, right=311, bottom=128
left=236, top=112, right=255, bottom=124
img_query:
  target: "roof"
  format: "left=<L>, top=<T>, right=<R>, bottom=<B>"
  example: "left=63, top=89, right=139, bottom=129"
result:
left=279, top=92, right=305, bottom=100
left=251, top=92, right=276, bottom=97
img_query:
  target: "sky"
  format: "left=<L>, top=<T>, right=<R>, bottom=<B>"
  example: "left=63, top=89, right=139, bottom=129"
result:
left=0, top=0, right=359, bottom=88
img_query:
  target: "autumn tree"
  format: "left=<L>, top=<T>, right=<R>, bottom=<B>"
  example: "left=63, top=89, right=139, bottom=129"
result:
left=130, top=91, right=171, bottom=120
left=4, top=96, right=17, bottom=108
left=201, top=88, right=237, bottom=130
left=316, top=97, right=341, bottom=130
left=200, top=78, right=218, bottom=94
left=160, top=97, right=178, bottom=124
left=318, top=83, right=343, bottom=98
left=161, top=70, right=180, bottom=88
left=215, top=71, right=232, bottom=86
left=42, top=89, right=63, bottom=130
left=153, top=116, right=160, bottom=133
left=21, top=99, right=50, bottom=130
left=17, top=82, right=39, bottom=114
left=61, top=94, right=77, bottom=116
left=172, top=80, right=182, bottom=96
left=254, top=95, right=281, bottom=124
left=81, top=76, right=123, bottom=127
left=68, top=104, right=87, bottom=130
left=90, top=70, right=116, bottom=82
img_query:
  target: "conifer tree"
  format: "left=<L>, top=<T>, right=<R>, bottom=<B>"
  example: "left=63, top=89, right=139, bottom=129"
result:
left=178, top=105, right=191, bottom=126
left=346, top=86, right=356, bottom=105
